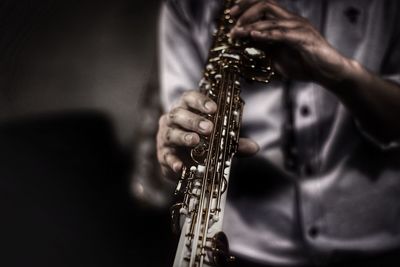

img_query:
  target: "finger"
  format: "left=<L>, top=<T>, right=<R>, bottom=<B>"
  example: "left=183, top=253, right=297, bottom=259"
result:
left=230, top=0, right=278, bottom=17
left=248, top=20, right=302, bottom=31
left=237, top=138, right=260, bottom=156
left=231, top=19, right=302, bottom=39
left=167, top=107, right=214, bottom=135
left=158, top=147, right=183, bottom=173
left=249, top=27, right=308, bottom=47
left=229, top=0, right=259, bottom=17
left=162, top=127, right=200, bottom=147
left=176, top=91, right=217, bottom=114
left=236, top=1, right=293, bottom=27
left=272, top=61, right=289, bottom=79
left=161, top=165, right=180, bottom=181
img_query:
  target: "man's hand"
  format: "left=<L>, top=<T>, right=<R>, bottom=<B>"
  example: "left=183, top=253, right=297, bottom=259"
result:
left=230, top=0, right=352, bottom=87
left=230, top=0, right=400, bottom=144
left=157, top=90, right=260, bottom=180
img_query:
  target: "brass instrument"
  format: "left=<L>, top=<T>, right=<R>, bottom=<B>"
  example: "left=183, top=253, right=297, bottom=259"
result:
left=171, top=1, right=274, bottom=266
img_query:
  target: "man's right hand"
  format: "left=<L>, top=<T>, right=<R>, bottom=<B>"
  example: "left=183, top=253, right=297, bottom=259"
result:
left=157, top=90, right=260, bottom=181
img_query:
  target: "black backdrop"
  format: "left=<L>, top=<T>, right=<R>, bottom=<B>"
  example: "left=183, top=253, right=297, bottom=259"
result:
left=0, top=1, right=176, bottom=266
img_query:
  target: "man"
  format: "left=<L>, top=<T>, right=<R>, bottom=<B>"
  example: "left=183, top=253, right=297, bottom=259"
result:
left=157, top=0, right=400, bottom=266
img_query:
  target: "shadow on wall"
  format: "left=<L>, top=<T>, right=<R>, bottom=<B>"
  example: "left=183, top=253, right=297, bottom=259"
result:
left=0, top=112, right=176, bottom=267
left=0, top=1, right=177, bottom=267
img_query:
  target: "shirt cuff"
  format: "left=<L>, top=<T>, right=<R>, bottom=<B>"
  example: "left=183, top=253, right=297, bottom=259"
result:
left=355, top=120, right=400, bottom=150
left=383, top=74, right=400, bottom=85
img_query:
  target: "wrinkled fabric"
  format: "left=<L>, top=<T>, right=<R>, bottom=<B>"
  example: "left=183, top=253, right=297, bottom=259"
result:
left=159, top=0, right=400, bottom=265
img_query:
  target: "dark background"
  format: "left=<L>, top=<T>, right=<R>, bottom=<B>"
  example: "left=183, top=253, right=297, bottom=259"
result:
left=0, top=1, right=176, bottom=266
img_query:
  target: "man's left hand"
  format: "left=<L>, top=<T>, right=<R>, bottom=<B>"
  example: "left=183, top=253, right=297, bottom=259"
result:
left=230, top=0, right=351, bottom=87
left=230, top=0, right=400, bottom=143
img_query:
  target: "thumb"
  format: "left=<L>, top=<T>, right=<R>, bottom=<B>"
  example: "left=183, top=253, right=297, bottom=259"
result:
left=237, top=138, right=259, bottom=156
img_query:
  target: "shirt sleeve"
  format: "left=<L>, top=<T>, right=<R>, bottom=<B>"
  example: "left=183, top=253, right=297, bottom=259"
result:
left=158, top=0, right=204, bottom=111
left=355, top=121, right=400, bottom=150
left=380, top=3, right=400, bottom=86
left=355, top=13, right=400, bottom=151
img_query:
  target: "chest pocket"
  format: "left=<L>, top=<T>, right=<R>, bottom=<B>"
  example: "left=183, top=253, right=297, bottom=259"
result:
left=325, top=0, right=370, bottom=59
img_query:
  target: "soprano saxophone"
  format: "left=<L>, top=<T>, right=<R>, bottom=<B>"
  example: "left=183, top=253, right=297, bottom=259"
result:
left=171, top=1, right=274, bottom=266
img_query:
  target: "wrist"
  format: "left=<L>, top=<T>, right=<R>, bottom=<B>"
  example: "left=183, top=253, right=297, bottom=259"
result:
left=318, top=55, right=364, bottom=93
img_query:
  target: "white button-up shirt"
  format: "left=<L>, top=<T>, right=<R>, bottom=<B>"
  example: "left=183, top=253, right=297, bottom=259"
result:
left=159, top=0, right=400, bottom=265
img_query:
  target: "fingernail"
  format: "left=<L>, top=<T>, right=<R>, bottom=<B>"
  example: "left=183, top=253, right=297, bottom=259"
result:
left=199, top=120, right=211, bottom=131
left=184, top=134, right=193, bottom=143
left=204, top=100, right=216, bottom=112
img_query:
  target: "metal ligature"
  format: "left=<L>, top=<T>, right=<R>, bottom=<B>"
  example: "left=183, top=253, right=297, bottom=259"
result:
left=171, top=0, right=274, bottom=266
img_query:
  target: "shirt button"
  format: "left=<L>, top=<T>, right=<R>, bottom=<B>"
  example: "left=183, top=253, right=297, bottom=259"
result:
left=301, top=163, right=314, bottom=176
left=299, top=105, right=310, bottom=117
left=308, top=225, right=319, bottom=239
left=344, top=7, right=361, bottom=24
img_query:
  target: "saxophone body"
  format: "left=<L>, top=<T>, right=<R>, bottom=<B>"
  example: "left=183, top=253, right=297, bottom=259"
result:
left=171, top=1, right=274, bottom=266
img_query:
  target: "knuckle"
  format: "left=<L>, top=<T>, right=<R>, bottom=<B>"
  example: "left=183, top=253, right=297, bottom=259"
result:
left=181, top=92, right=189, bottom=102
left=156, top=131, right=163, bottom=147
left=157, top=125, right=167, bottom=145
left=182, top=91, right=191, bottom=98
left=198, top=97, right=207, bottom=109
left=271, top=19, right=278, bottom=25
left=163, top=150, right=171, bottom=163
left=193, top=94, right=208, bottom=110
left=182, top=90, right=195, bottom=103
left=168, top=107, right=181, bottom=123
left=158, top=114, right=166, bottom=126
left=157, top=149, right=165, bottom=163
left=165, top=128, right=172, bottom=142
left=278, top=27, right=287, bottom=34
left=187, top=117, right=198, bottom=130
left=262, top=1, right=270, bottom=9
left=270, top=29, right=279, bottom=36
left=246, top=23, right=255, bottom=30
left=169, top=107, right=179, bottom=117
